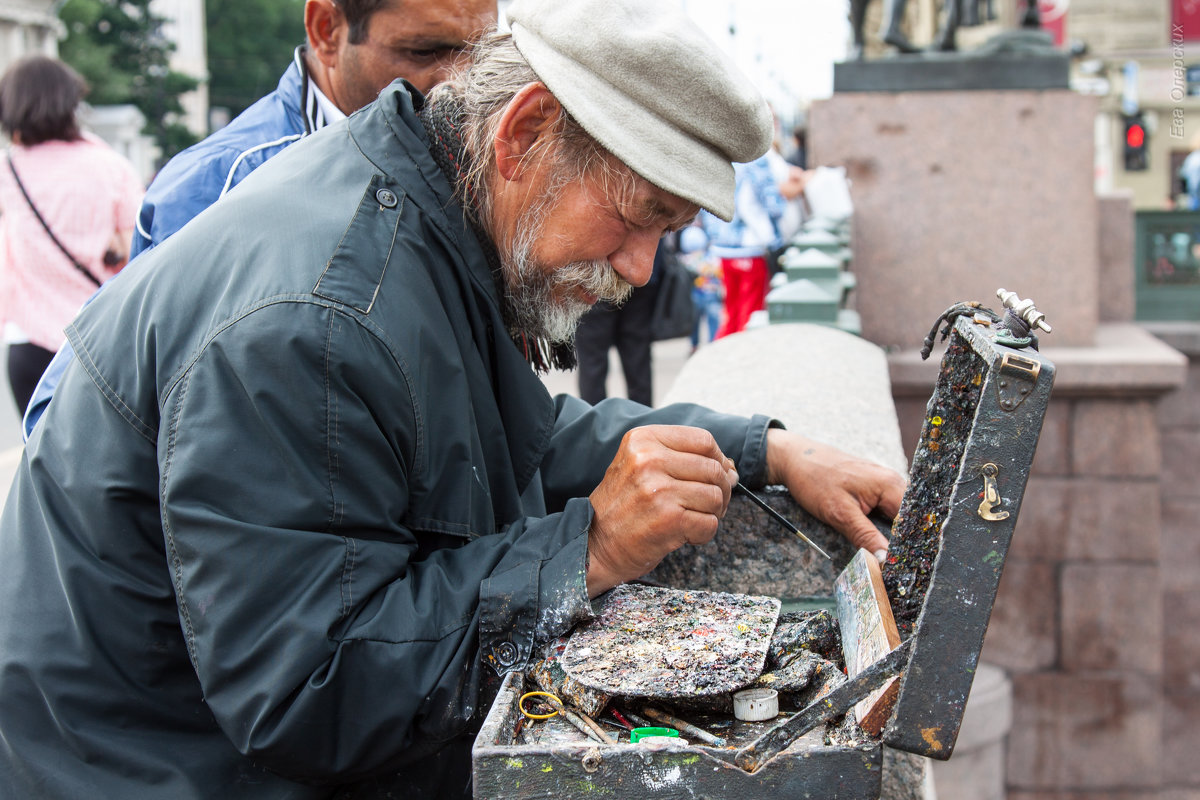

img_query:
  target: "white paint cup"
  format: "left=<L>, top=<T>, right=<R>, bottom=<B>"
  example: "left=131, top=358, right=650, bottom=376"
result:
left=733, top=687, right=779, bottom=721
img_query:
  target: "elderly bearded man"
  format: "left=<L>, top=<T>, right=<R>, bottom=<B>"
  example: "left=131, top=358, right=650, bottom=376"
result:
left=0, top=0, right=904, bottom=797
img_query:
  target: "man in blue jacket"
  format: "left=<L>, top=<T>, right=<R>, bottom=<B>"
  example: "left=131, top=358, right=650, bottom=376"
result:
left=134, top=0, right=496, bottom=257
left=23, top=0, right=496, bottom=437
left=0, top=1, right=903, bottom=797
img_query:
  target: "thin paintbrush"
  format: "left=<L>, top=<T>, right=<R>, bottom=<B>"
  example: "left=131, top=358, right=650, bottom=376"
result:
left=735, top=482, right=832, bottom=561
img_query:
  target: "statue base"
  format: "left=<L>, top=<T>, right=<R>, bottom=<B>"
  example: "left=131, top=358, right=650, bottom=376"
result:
left=835, top=30, right=1068, bottom=92
left=809, top=88, right=1098, bottom=348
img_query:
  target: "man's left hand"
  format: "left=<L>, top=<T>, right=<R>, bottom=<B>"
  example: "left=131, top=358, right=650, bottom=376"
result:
left=764, top=428, right=906, bottom=559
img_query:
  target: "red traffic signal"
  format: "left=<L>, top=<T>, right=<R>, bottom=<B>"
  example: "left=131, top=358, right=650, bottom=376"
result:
left=1126, top=122, right=1145, bottom=149
left=1123, top=114, right=1148, bottom=171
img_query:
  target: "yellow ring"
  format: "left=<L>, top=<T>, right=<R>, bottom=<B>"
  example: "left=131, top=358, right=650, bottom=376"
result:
left=518, top=691, right=561, bottom=720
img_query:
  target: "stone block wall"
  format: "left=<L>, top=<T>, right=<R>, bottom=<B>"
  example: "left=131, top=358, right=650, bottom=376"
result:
left=1098, top=191, right=1136, bottom=325
left=891, top=326, right=1186, bottom=800
left=1145, top=323, right=1200, bottom=800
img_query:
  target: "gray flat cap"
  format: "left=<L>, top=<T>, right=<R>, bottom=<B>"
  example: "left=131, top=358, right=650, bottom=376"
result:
left=506, top=0, right=774, bottom=221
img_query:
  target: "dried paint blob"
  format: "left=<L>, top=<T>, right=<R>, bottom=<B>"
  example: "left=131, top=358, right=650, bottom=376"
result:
left=561, top=584, right=781, bottom=697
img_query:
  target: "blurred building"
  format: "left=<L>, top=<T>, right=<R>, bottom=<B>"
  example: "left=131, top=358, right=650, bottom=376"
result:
left=154, top=0, right=208, bottom=139
left=0, top=1, right=205, bottom=183
left=80, top=103, right=157, bottom=186
left=854, top=0, right=1199, bottom=210
left=0, top=1, right=206, bottom=135
left=0, top=0, right=60, bottom=65
left=1066, top=0, right=1200, bottom=209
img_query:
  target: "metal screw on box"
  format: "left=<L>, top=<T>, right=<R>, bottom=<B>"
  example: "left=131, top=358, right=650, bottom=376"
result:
left=996, top=287, right=1052, bottom=334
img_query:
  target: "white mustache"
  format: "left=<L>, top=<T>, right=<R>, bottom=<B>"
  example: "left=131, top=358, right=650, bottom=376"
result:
left=552, top=259, right=633, bottom=305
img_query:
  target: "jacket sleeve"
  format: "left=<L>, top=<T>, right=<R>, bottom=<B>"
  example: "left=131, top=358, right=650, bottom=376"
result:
left=538, top=394, right=781, bottom=513
left=130, top=144, right=253, bottom=258
left=157, top=303, right=592, bottom=782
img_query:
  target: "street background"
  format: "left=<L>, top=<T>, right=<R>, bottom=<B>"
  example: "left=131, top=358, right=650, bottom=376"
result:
left=0, top=349, right=27, bottom=494
left=538, top=338, right=693, bottom=408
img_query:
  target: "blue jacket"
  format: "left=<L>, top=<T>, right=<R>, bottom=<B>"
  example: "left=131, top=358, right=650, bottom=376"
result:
left=699, top=155, right=788, bottom=259
left=0, top=83, right=775, bottom=798
left=132, top=51, right=315, bottom=257
left=24, top=52, right=317, bottom=439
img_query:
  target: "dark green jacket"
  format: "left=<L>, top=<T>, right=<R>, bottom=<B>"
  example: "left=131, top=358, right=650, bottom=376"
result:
left=0, top=84, right=774, bottom=798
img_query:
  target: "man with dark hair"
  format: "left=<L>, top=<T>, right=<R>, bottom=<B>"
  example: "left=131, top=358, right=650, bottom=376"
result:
left=132, top=0, right=496, bottom=256
left=22, top=0, right=495, bottom=436
left=0, top=1, right=903, bottom=797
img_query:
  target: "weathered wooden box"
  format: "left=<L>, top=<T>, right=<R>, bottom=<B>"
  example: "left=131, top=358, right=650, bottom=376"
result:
left=473, top=310, right=1055, bottom=799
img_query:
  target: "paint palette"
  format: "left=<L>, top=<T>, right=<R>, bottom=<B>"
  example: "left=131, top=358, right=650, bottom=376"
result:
left=560, top=584, right=781, bottom=698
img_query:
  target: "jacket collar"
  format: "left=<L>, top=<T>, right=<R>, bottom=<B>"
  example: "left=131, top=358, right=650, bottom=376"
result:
left=278, top=46, right=340, bottom=137
left=347, top=83, right=558, bottom=498
left=350, top=84, right=462, bottom=228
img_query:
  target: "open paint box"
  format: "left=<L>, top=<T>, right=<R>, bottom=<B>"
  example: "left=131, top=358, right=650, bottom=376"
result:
left=473, top=303, right=1055, bottom=799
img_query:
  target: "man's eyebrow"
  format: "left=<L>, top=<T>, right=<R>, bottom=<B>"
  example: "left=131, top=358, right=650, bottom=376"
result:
left=633, top=197, right=698, bottom=229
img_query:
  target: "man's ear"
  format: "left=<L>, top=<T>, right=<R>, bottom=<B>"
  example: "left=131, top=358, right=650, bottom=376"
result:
left=493, top=83, right=562, bottom=182
left=305, top=0, right=347, bottom=67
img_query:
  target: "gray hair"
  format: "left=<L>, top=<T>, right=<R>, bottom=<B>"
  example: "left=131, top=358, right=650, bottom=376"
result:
left=428, top=30, right=637, bottom=234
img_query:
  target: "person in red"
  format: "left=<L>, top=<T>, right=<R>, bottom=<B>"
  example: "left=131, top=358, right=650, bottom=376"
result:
left=700, top=152, right=803, bottom=337
left=0, top=56, right=143, bottom=415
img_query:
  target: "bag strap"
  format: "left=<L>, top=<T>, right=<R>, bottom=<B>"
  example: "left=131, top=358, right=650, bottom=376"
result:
left=6, top=154, right=102, bottom=287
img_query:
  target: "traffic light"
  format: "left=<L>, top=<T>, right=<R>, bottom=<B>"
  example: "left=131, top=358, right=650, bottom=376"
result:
left=1123, top=114, right=1148, bottom=171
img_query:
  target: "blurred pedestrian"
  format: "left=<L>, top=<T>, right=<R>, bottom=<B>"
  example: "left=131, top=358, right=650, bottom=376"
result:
left=23, top=0, right=498, bottom=437
left=1179, top=132, right=1200, bottom=211
left=574, top=238, right=673, bottom=405
left=689, top=256, right=723, bottom=353
left=701, top=154, right=794, bottom=337
left=767, top=136, right=809, bottom=246
left=678, top=224, right=721, bottom=353
left=786, top=125, right=807, bottom=169
left=0, top=55, right=142, bottom=415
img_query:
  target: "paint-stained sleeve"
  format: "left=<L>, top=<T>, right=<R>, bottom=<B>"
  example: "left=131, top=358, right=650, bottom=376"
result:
left=156, top=303, right=594, bottom=783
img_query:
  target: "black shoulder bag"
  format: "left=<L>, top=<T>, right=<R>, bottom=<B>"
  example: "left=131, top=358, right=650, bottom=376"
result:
left=650, top=243, right=696, bottom=341
left=6, top=154, right=102, bottom=287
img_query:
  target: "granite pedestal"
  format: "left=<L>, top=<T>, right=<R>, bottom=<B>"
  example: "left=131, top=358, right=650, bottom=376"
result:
left=809, top=89, right=1099, bottom=349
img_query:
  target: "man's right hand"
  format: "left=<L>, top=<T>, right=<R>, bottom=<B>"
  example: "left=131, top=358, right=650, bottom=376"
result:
left=585, top=425, right=738, bottom=596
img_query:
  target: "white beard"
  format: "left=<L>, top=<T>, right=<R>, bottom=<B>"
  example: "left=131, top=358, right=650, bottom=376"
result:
left=500, top=193, right=633, bottom=345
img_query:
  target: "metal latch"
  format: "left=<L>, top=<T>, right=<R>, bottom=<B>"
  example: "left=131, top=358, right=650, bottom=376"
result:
left=977, top=463, right=1010, bottom=521
left=997, top=352, right=1041, bottom=412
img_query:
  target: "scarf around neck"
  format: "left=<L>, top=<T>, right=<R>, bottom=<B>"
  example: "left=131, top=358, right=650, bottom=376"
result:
left=418, top=94, right=578, bottom=374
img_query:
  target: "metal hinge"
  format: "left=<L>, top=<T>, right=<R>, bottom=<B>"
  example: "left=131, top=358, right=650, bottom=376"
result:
left=997, top=352, right=1041, bottom=412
